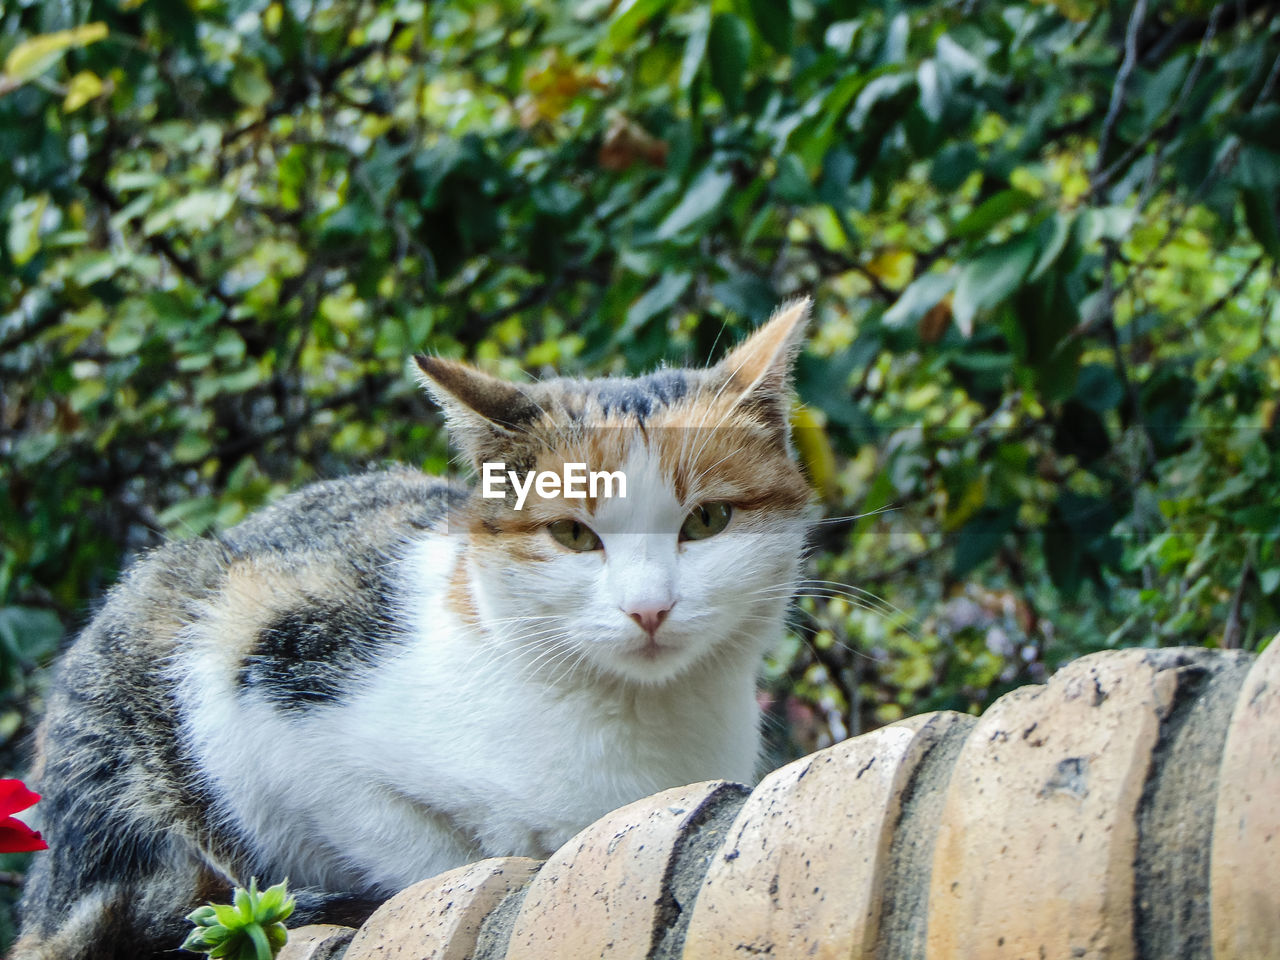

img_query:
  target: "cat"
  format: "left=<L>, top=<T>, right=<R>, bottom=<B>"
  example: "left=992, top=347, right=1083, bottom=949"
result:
left=14, top=299, right=814, bottom=959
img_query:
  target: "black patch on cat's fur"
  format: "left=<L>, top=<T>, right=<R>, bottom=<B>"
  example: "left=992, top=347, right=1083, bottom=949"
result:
left=591, top=370, right=689, bottom=420
left=238, top=584, right=397, bottom=709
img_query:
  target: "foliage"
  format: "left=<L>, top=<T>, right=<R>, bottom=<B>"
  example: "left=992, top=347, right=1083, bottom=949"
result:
left=182, top=878, right=295, bottom=960
left=2, top=0, right=1279, bottom=940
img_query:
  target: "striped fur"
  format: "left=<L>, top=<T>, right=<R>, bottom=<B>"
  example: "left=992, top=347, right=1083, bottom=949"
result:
left=16, top=300, right=813, bottom=958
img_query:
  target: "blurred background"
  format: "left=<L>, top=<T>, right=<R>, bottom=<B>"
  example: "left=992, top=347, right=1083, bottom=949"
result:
left=2, top=0, right=1279, bottom=943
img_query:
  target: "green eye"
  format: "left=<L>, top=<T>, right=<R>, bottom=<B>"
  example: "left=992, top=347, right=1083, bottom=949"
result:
left=547, top=519, right=603, bottom=552
left=680, top=501, right=733, bottom=541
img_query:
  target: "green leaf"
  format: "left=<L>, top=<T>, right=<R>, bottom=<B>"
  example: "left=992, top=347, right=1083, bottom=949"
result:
left=255, top=880, right=295, bottom=924
left=952, top=189, right=1036, bottom=239
left=1028, top=212, right=1074, bottom=282
left=63, top=70, right=103, bottom=111
left=605, top=0, right=675, bottom=54
left=824, top=20, right=859, bottom=55
left=186, top=905, right=219, bottom=927
left=712, top=272, right=776, bottom=321
left=1234, top=144, right=1280, bottom=193
left=158, top=496, right=220, bottom=538
left=848, top=73, right=916, bottom=130
left=1017, top=272, right=1081, bottom=404
left=678, top=7, right=710, bottom=93
left=931, top=142, right=980, bottom=191
left=747, top=0, right=793, bottom=52
left=1074, top=364, right=1124, bottom=414
left=883, top=271, right=954, bottom=329
left=7, top=194, right=48, bottom=266
left=2, top=22, right=108, bottom=84
left=105, top=320, right=146, bottom=356
left=934, top=34, right=985, bottom=83
left=707, top=13, right=750, bottom=112
left=1241, top=188, right=1280, bottom=259
left=656, top=166, right=734, bottom=240
left=180, top=928, right=220, bottom=952
left=1230, top=104, right=1280, bottom=152
left=1260, top=568, right=1280, bottom=595
left=952, top=234, right=1037, bottom=336
left=1141, top=53, right=1188, bottom=126
left=143, top=190, right=234, bottom=236
left=246, top=923, right=272, bottom=960
left=0, top=607, right=62, bottom=666
left=234, top=886, right=254, bottom=923
left=230, top=59, right=273, bottom=109
left=1080, top=206, right=1136, bottom=244
left=953, top=507, right=1018, bottom=577
left=174, top=432, right=213, bottom=464
left=625, top=271, right=692, bottom=333
left=772, top=153, right=813, bottom=203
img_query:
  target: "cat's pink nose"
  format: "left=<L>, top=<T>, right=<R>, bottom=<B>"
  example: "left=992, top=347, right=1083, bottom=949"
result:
left=627, top=604, right=672, bottom=636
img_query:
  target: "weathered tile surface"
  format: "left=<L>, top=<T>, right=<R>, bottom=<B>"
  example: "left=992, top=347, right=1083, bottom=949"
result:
left=1132, top=649, right=1251, bottom=958
left=504, top=780, right=745, bottom=960
left=277, top=924, right=356, bottom=960
left=682, top=717, right=950, bottom=960
left=342, top=857, right=541, bottom=960
left=871, top=710, right=976, bottom=960
left=1211, top=634, right=1280, bottom=956
left=925, top=648, right=1189, bottom=960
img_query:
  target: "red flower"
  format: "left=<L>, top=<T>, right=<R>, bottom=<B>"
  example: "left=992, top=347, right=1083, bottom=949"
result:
left=0, top=779, right=47, bottom=853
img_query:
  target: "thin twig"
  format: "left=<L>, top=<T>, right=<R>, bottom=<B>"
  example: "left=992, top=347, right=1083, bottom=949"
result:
left=1087, top=4, right=1223, bottom=200
left=1191, top=254, right=1267, bottom=327
left=1129, top=48, right=1280, bottom=283
left=1222, top=559, right=1254, bottom=650
left=1093, top=0, right=1149, bottom=179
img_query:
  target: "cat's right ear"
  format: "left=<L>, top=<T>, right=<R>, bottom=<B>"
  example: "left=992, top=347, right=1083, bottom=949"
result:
left=412, top=355, right=543, bottom=463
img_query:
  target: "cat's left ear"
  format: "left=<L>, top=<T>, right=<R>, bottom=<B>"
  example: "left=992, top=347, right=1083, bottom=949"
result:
left=713, top=297, right=811, bottom=437
left=412, top=355, right=543, bottom=466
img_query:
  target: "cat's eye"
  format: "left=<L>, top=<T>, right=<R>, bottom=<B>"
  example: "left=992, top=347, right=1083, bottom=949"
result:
left=547, top=519, right=603, bottom=552
left=680, top=502, right=733, bottom=542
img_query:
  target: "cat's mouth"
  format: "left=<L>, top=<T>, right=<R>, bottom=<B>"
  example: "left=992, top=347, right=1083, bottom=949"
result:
left=631, top=636, right=676, bottom=661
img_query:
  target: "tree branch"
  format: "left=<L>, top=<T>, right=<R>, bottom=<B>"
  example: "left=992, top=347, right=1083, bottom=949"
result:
left=1093, top=0, right=1149, bottom=179
left=220, top=41, right=388, bottom=148
left=1222, top=559, right=1254, bottom=650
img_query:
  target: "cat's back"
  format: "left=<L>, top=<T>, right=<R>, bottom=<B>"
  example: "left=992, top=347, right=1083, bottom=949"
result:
left=54, top=466, right=459, bottom=672
left=220, top=465, right=460, bottom=557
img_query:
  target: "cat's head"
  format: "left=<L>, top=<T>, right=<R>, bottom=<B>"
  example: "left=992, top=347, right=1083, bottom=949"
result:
left=413, top=299, right=813, bottom=685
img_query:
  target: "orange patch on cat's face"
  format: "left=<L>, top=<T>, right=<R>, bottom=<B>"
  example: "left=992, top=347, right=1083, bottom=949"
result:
left=651, top=400, right=810, bottom=513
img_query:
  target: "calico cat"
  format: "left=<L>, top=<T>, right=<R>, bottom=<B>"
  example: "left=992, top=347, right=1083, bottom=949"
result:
left=14, top=299, right=813, bottom=959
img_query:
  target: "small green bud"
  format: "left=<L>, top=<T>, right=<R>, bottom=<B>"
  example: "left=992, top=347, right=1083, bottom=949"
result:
left=180, top=929, right=216, bottom=952
left=186, top=904, right=219, bottom=927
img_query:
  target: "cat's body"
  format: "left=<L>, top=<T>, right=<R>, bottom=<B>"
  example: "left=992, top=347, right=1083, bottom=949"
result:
left=15, top=301, right=812, bottom=959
